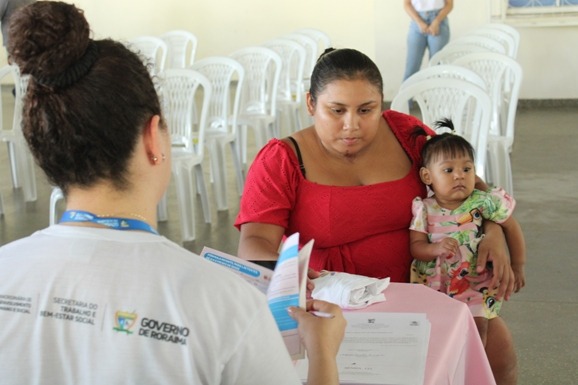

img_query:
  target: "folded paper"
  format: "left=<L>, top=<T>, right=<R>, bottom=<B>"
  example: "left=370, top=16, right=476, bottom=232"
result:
left=312, top=271, right=390, bottom=309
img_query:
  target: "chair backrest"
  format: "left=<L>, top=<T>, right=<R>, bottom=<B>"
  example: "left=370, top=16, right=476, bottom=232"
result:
left=282, top=33, right=317, bottom=80
left=160, top=30, right=198, bottom=69
left=429, top=44, right=493, bottom=66
left=391, top=78, right=492, bottom=179
left=159, top=69, right=211, bottom=158
left=446, top=35, right=507, bottom=55
left=481, top=23, right=520, bottom=57
left=293, top=28, right=331, bottom=58
left=191, top=56, right=244, bottom=136
left=453, top=52, right=522, bottom=141
left=401, top=64, right=486, bottom=91
left=230, top=46, right=282, bottom=118
left=128, top=36, right=168, bottom=74
left=468, top=27, right=517, bottom=58
left=263, top=38, right=306, bottom=104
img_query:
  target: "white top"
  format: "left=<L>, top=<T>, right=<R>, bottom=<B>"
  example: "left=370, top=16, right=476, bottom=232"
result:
left=0, top=225, right=301, bottom=384
left=411, top=0, right=445, bottom=12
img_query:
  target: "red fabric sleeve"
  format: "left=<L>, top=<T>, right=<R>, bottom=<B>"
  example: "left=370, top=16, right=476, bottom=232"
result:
left=234, top=139, right=301, bottom=230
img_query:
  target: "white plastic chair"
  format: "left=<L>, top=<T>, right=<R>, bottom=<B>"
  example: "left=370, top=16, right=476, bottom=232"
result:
left=293, top=28, right=331, bottom=58
left=128, top=36, right=168, bottom=75
left=282, top=33, right=318, bottom=128
left=160, top=30, right=198, bottom=69
left=263, top=38, right=306, bottom=135
left=391, top=78, right=492, bottom=181
left=191, top=56, right=245, bottom=211
left=0, top=65, right=37, bottom=202
left=468, top=27, right=517, bottom=58
left=453, top=52, right=522, bottom=194
left=159, top=69, right=212, bottom=242
left=446, top=35, right=507, bottom=55
left=429, top=44, right=493, bottom=66
left=230, top=46, right=282, bottom=169
left=401, top=64, right=486, bottom=91
left=478, top=23, right=520, bottom=58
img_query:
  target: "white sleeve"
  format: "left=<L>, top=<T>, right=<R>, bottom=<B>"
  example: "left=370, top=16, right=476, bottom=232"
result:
left=221, top=305, right=302, bottom=385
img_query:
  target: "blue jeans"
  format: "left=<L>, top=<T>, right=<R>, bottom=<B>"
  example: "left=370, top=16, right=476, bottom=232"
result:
left=403, top=9, right=450, bottom=81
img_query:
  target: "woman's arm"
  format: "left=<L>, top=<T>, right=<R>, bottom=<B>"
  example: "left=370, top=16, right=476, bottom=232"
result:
left=477, top=221, right=515, bottom=300
left=500, top=216, right=527, bottom=292
left=237, top=222, right=286, bottom=262
left=289, top=300, right=346, bottom=385
left=403, top=0, right=429, bottom=33
left=428, top=0, right=453, bottom=35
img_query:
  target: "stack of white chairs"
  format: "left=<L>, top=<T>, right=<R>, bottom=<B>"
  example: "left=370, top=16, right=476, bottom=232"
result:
left=161, top=30, right=198, bottom=69
left=445, top=35, right=507, bottom=56
left=294, top=28, right=331, bottom=59
left=230, top=46, right=282, bottom=169
left=128, top=36, right=168, bottom=75
left=467, top=27, right=517, bottom=59
left=453, top=52, right=523, bottom=195
left=392, top=78, right=492, bottom=181
left=191, top=56, right=245, bottom=211
left=429, top=44, right=493, bottom=66
left=263, top=38, right=306, bottom=136
left=0, top=64, right=37, bottom=203
left=158, top=69, right=213, bottom=242
left=482, top=23, right=520, bottom=58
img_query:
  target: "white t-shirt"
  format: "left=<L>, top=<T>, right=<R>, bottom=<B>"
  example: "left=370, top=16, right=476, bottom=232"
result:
left=0, top=225, right=301, bottom=384
left=411, top=0, right=445, bottom=12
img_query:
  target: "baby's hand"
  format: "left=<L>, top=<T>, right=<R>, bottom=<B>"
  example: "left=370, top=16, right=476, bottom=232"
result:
left=511, top=264, right=526, bottom=293
left=435, top=238, right=459, bottom=258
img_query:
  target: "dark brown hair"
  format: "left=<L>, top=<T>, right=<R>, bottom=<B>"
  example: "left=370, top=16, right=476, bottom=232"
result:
left=7, top=1, right=162, bottom=193
left=309, top=48, right=383, bottom=106
left=420, top=118, right=475, bottom=167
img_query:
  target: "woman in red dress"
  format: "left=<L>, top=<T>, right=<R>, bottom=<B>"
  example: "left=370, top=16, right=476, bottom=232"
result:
left=235, top=48, right=518, bottom=384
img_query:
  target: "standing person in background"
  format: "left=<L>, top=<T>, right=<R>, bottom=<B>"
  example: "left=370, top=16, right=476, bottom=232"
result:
left=402, top=0, right=453, bottom=81
left=1, top=0, right=34, bottom=55
left=0, top=2, right=346, bottom=384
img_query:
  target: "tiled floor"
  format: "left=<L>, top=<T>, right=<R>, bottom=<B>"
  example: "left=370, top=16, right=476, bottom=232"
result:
left=1, top=84, right=576, bottom=384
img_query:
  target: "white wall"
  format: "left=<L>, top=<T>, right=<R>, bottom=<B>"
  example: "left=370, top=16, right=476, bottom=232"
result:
left=4, top=0, right=577, bottom=100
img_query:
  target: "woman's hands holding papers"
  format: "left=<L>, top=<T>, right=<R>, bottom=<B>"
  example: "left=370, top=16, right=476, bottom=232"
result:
left=306, top=268, right=321, bottom=298
left=288, top=300, right=346, bottom=385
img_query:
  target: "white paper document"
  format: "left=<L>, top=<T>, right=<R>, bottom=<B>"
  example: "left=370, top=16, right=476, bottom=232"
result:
left=297, top=312, right=430, bottom=385
left=200, top=233, right=312, bottom=360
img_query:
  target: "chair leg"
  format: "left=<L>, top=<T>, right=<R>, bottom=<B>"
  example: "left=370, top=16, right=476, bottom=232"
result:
left=239, top=124, right=248, bottom=171
left=229, top=140, right=245, bottom=196
left=487, top=141, right=514, bottom=195
left=208, top=140, right=228, bottom=211
left=194, top=164, right=212, bottom=223
left=173, top=164, right=196, bottom=242
left=49, top=187, right=64, bottom=225
left=6, top=142, right=19, bottom=188
left=157, top=192, right=169, bottom=222
left=16, top=140, right=37, bottom=202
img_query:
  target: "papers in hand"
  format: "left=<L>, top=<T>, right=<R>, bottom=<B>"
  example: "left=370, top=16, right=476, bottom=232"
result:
left=201, top=233, right=312, bottom=360
left=312, top=271, right=390, bottom=309
left=297, top=312, right=431, bottom=385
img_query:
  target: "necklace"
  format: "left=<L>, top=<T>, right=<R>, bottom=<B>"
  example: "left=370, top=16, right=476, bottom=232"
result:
left=59, top=210, right=158, bottom=235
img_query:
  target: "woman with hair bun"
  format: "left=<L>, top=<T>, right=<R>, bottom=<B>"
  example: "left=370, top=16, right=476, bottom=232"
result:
left=0, top=2, right=345, bottom=384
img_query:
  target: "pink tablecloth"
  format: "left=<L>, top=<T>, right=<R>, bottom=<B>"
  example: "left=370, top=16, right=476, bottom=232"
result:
left=353, top=283, right=496, bottom=385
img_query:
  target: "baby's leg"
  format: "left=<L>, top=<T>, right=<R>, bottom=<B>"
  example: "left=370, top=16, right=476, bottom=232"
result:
left=474, top=316, right=489, bottom=347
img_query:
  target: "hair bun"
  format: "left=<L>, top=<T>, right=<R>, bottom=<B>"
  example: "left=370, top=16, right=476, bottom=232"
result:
left=8, top=1, right=91, bottom=80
